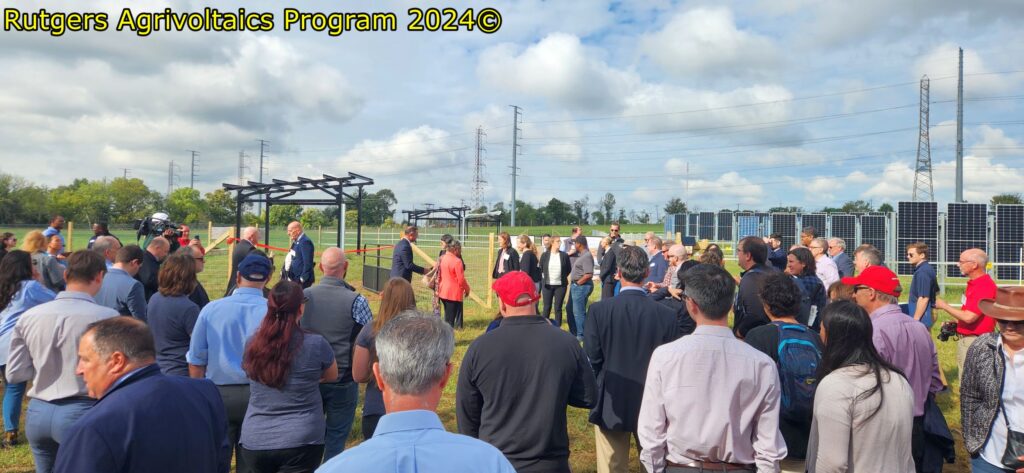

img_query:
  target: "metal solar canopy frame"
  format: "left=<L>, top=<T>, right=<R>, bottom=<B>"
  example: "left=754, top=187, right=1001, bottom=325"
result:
left=995, top=205, right=1024, bottom=281
left=945, top=203, right=988, bottom=277
left=223, top=173, right=374, bottom=249
left=896, top=202, right=938, bottom=275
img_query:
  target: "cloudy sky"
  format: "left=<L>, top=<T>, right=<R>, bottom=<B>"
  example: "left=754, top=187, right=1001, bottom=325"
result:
left=2, top=0, right=1023, bottom=216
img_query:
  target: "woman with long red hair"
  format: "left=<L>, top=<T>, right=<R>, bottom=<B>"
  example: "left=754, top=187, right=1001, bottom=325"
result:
left=239, top=281, right=338, bottom=472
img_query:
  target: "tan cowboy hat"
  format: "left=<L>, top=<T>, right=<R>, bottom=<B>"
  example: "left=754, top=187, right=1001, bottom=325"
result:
left=978, top=286, right=1024, bottom=321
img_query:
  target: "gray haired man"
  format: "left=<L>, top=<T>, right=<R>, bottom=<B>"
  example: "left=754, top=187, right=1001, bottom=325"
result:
left=318, top=313, right=514, bottom=473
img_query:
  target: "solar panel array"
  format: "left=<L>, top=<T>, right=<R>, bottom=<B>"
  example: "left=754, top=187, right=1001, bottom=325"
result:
left=671, top=214, right=686, bottom=238
left=896, top=202, right=938, bottom=275
left=698, top=212, right=716, bottom=240
left=736, top=213, right=766, bottom=239
left=717, top=211, right=733, bottom=241
left=801, top=214, right=827, bottom=240
left=860, top=214, right=888, bottom=264
left=687, top=213, right=699, bottom=237
left=771, top=214, right=798, bottom=249
left=830, top=215, right=857, bottom=257
left=995, top=205, right=1024, bottom=280
left=945, top=203, right=988, bottom=277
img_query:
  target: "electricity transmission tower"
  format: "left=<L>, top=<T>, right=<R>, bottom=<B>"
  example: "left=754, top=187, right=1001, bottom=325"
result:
left=509, top=106, right=522, bottom=226
left=912, top=75, right=934, bottom=202
left=472, top=126, right=487, bottom=210
left=238, top=150, right=251, bottom=185
left=188, top=150, right=200, bottom=189
left=166, top=161, right=180, bottom=197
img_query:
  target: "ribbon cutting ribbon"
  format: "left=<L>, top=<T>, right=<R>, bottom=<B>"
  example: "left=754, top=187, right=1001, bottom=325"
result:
left=226, top=237, right=393, bottom=254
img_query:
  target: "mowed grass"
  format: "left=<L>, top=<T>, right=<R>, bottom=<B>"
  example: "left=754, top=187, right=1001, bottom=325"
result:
left=0, top=223, right=987, bottom=472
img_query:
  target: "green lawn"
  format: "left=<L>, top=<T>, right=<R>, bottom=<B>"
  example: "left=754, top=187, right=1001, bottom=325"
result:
left=0, top=223, right=988, bottom=472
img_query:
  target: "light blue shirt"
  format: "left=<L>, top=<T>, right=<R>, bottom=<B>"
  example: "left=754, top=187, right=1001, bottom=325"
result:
left=94, top=267, right=148, bottom=321
left=186, top=287, right=267, bottom=385
left=0, top=280, right=56, bottom=365
left=42, top=226, right=64, bottom=252
left=316, top=410, right=515, bottom=473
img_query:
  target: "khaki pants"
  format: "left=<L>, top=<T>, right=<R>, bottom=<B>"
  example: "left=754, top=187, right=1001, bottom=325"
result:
left=594, top=426, right=635, bottom=473
left=957, top=335, right=978, bottom=379
left=779, top=458, right=805, bottom=473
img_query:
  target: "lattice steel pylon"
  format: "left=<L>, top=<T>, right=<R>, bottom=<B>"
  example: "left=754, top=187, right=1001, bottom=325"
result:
left=912, top=75, right=934, bottom=202
left=472, top=126, right=487, bottom=209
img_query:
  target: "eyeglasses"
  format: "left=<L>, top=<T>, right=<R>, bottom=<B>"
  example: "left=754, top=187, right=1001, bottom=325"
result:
left=996, top=319, right=1023, bottom=327
left=853, top=285, right=872, bottom=293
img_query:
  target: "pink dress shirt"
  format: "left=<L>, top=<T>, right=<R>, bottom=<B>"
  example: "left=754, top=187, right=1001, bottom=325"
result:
left=638, top=325, right=787, bottom=473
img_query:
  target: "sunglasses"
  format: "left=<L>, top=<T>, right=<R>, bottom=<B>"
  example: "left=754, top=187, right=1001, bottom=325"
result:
left=996, top=319, right=1023, bottom=328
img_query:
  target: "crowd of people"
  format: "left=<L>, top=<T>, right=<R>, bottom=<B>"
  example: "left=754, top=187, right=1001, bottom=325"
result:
left=0, top=217, right=1021, bottom=473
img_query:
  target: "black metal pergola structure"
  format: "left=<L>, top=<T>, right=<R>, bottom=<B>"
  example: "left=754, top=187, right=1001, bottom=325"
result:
left=223, top=173, right=374, bottom=249
left=403, top=206, right=471, bottom=229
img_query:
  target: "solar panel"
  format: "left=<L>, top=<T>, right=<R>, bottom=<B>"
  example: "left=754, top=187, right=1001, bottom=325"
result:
left=771, top=214, right=798, bottom=250
left=896, top=202, right=938, bottom=275
left=736, top=213, right=759, bottom=240
left=698, top=212, right=715, bottom=240
left=672, top=214, right=686, bottom=238
left=830, top=214, right=857, bottom=257
left=687, top=213, right=699, bottom=237
left=995, top=205, right=1024, bottom=280
left=801, top=214, right=827, bottom=239
left=945, top=203, right=988, bottom=277
left=717, top=211, right=733, bottom=241
left=860, top=214, right=888, bottom=264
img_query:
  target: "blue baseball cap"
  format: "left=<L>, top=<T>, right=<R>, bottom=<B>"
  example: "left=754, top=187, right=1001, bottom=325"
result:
left=238, top=254, right=272, bottom=282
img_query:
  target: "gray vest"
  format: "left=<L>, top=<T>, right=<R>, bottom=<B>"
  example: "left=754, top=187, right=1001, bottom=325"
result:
left=300, top=277, right=360, bottom=383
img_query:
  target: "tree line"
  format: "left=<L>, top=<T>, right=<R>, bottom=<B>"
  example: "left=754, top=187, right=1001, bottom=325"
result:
left=0, top=173, right=400, bottom=227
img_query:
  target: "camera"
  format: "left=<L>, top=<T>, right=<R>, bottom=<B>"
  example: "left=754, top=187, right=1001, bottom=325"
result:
left=134, top=212, right=180, bottom=242
left=937, top=321, right=958, bottom=342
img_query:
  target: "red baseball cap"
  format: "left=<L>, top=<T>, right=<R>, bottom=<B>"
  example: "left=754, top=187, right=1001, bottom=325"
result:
left=491, top=271, right=540, bottom=307
left=840, top=265, right=902, bottom=297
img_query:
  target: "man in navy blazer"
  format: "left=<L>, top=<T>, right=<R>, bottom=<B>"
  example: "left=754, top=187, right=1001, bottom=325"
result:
left=284, top=221, right=315, bottom=288
left=828, top=237, right=855, bottom=279
left=54, top=317, right=229, bottom=473
left=584, top=246, right=679, bottom=472
left=390, top=225, right=429, bottom=282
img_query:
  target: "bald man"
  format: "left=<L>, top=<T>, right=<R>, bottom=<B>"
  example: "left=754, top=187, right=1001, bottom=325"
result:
left=226, top=227, right=260, bottom=296
left=135, top=236, right=170, bottom=302
left=301, top=247, right=372, bottom=459
left=934, top=248, right=998, bottom=375
left=284, top=221, right=315, bottom=288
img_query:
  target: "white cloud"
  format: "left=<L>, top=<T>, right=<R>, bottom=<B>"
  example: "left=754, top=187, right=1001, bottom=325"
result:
left=913, top=43, right=1019, bottom=99
left=639, top=7, right=780, bottom=79
left=685, top=171, right=765, bottom=206
left=477, top=33, right=636, bottom=111
left=333, top=126, right=461, bottom=176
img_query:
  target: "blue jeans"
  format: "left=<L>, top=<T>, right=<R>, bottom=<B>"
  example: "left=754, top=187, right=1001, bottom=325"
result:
left=1, top=365, right=26, bottom=433
left=25, top=398, right=93, bottom=473
left=971, top=456, right=1015, bottom=472
left=571, top=282, right=593, bottom=342
left=320, top=380, right=358, bottom=461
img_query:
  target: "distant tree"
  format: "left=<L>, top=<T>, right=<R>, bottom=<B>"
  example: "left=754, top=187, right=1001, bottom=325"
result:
left=165, top=188, right=206, bottom=224
left=361, top=189, right=397, bottom=226
left=877, top=202, right=895, bottom=213
left=300, top=207, right=330, bottom=229
left=544, top=198, right=573, bottom=225
left=109, top=178, right=161, bottom=224
left=664, top=197, right=688, bottom=215
left=592, top=210, right=605, bottom=225
left=268, top=204, right=302, bottom=226
left=840, top=200, right=874, bottom=213
left=991, top=193, right=1023, bottom=205
left=768, top=206, right=803, bottom=213
left=617, top=208, right=628, bottom=224
left=572, top=197, right=590, bottom=224
left=601, top=193, right=616, bottom=221
left=204, top=189, right=236, bottom=224
left=636, top=210, right=651, bottom=224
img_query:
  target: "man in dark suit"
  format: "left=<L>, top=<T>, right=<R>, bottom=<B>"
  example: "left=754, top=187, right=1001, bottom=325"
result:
left=54, top=317, right=229, bottom=473
left=828, top=237, right=855, bottom=279
left=734, top=236, right=776, bottom=337
left=598, top=223, right=624, bottom=300
left=135, top=236, right=170, bottom=302
left=584, top=245, right=679, bottom=473
left=390, top=225, right=429, bottom=282
left=284, top=221, right=315, bottom=288
left=225, top=226, right=259, bottom=296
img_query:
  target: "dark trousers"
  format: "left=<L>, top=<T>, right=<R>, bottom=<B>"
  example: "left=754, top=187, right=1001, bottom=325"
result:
left=912, top=415, right=924, bottom=473
left=601, top=278, right=615, bottom=300
left=541, top=283, right=567, bottom=327
left=238, top=444, right=324, bottom=473
left=441, top=298, right=463, bottom=329
left=217, top=384, right=251, bottom=473
left=362, top=414, right=382, bottom=439
left=564, top=290, right=576, bottom=336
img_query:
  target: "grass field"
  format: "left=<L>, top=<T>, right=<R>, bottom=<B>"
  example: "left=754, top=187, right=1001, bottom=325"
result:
left=0, top=223, right=992, bottom=472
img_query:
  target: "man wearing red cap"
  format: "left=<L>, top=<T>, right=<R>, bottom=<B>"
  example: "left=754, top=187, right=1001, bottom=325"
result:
left=456, top=271, right=596, bottom=473
left=842, top=265, right=943, bottom=470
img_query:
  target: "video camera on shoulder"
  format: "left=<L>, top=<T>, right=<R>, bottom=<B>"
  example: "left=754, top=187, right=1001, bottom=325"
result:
left=133, top=212, right=180, bottom=242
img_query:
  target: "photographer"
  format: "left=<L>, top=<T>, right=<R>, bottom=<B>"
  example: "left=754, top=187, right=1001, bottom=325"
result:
left=934, top=248, right=998, bottom=378
left=136, top=213, right=181, bottom=253
left=135, top=237, right=171, bottom=303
